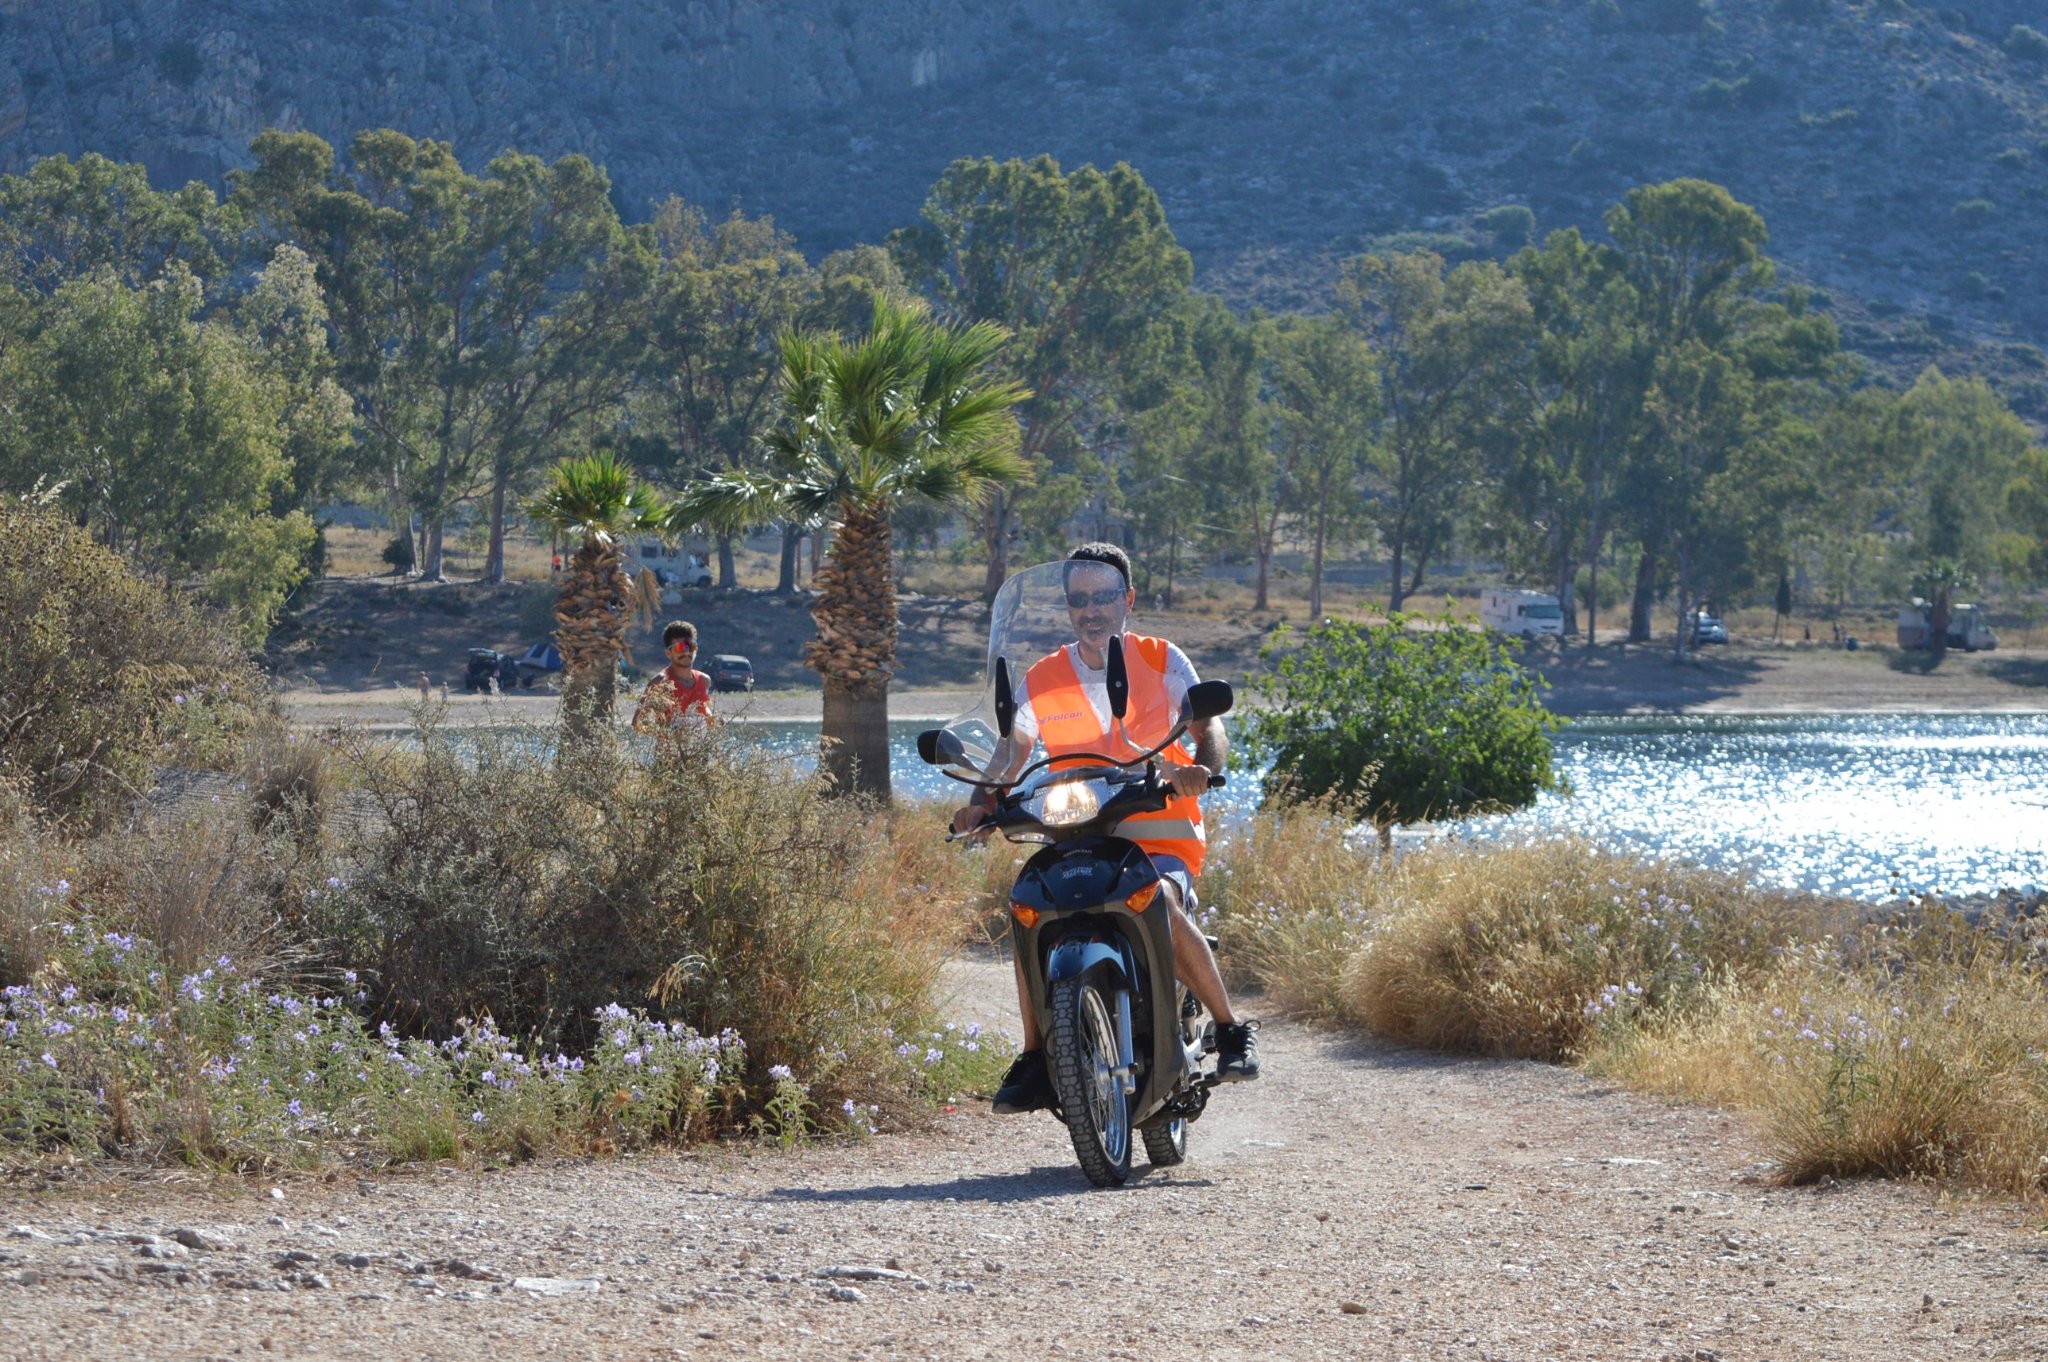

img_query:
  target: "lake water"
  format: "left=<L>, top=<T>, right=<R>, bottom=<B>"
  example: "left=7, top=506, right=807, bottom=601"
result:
left=737, top=713, right=2048, bottom=902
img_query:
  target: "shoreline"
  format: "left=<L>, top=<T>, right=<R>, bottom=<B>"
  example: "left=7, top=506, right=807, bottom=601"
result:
left=280, top=685, right=2048, bottom=732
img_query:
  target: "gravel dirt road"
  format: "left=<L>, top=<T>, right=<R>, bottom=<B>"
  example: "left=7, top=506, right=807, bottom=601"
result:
left=4, top=958, right=2045, bottom=1361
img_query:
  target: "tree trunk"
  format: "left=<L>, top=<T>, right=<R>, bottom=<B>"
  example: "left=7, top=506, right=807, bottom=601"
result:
left=555, top=535, right=632, bottom=744
left=981, top=490, right=1009, bottom=603
left=1309, top=501, right=1327, bottom=620
left=717, top=532, right=737, bottom=590
left=1584, top=513, right=1606, bottom=652
left=483, top=472, right=508, bottom=584
left=1164, top=524, right=1179, bottom=610
left=1407, top=547, right=1430, bottom=600
left=806, top=505, right=896, bottom=801
left=810, top=526, right=825, bottom=583
left=423, top=519, right=446, bottom=582
left=1557, top=555, right=1577, bottom=638
left=1929, top=586, right=1952, bottom=659
left=1671, top=540, right=1693, bottom=664
left=1388, top=535, right=1406, bottom=613
left=1627, top=547, right=1656, bottom=644
left=776, top=522, right=801, bottom=595
left=820, top=678, right=891, bottom=798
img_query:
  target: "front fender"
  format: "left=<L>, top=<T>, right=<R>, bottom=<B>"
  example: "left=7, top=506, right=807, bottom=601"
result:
left=1046, top=936, right=1132, bottom=991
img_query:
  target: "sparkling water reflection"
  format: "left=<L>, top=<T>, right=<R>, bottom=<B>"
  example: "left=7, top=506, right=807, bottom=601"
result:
left=737, top=713, right=2048, bottom=902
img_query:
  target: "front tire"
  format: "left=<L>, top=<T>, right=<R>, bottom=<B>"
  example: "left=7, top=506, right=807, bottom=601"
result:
left=1048, top=978, right=1133, bottom=1187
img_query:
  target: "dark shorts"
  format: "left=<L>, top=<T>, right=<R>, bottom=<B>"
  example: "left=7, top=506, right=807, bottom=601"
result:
left=1150, top=853, right=1196, bottom=912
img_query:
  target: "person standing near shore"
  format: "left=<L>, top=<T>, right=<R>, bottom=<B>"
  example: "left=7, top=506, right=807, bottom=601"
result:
left=631, top=620, right=715, bottom=738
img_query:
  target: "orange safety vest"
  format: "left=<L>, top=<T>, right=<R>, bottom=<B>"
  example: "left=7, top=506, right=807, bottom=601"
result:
left=1024, top=634, right=1206, bottom=876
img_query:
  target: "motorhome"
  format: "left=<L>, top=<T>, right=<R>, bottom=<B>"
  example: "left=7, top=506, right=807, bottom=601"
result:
left=1480, top=589, right=1564, bottom=638
left=1896, top=599, right=1998, bottom=652
left=622, top=540, right=713, bottom=588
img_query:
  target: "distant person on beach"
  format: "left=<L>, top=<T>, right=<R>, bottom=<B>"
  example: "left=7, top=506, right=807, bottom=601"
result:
left=631, top=619, right=715, bottom=738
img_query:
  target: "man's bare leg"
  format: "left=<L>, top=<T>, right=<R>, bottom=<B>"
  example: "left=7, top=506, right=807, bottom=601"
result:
left=1166, top=893, right=1240, bottom=1026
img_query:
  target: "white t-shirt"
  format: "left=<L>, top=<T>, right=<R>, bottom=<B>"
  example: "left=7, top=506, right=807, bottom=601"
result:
left=1012, top=638, right=1201, bottom=749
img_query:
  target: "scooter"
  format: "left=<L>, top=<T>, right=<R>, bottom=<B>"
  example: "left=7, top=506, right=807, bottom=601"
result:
left=920, top=622, right=1234, bottom=1187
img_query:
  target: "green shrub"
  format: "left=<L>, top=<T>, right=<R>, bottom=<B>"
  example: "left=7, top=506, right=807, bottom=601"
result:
left=303, top=723, right=986, bottom=1111
left=1994, top=147, right=2031, bottom=172
left=0, top=499, right=267, bottom=824
left=1240, top=611, right=1562, bottom=832
left=1477, top=203, right=1537, bottom=248
left=1952, top=198, right=1996, bottom=229
left=2005, top=24, right=2048, bottom=63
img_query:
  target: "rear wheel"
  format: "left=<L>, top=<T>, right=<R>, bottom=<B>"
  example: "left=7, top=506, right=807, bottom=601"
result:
left=1141, top=1117, right=1188, bottom=1166
left=1048, top=978, right=1133, bottom=1187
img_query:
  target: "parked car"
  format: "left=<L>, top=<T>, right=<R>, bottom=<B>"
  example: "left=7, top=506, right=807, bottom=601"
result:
left=708, top=654, right=755, bottom=692
left=463, top=648, right=504, bottom=693
left=1689, top=610, right=1729, bottom=645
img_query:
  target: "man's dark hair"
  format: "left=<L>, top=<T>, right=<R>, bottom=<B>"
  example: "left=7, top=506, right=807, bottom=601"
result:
left=1064, top=542, right=1131, bottom=592
left=662, top=619, right=698, bottom=649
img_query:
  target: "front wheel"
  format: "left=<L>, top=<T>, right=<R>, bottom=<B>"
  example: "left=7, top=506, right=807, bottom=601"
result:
left=1048, top=977, right=1133, bottom=1187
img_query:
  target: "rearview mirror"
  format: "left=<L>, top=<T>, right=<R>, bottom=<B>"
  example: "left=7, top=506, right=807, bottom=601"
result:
left=993, top=657, right=1016, bottom=740
left=916, top=728, right=969, bottom=768
left=1105, top=636, right=1129, bottom=721
left=1182, top=679, right=1234, bottom=723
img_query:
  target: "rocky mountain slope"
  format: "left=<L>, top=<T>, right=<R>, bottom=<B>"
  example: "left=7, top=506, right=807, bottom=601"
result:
left=3, top=1, right=2045, bottom=412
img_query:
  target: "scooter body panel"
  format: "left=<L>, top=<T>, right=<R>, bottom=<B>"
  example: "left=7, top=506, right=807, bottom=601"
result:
left=1011, top=836, right=1193, bottom=1127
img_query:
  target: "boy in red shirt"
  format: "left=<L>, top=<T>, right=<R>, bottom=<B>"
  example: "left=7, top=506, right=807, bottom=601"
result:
left=631, top=620, right=715, bottom=736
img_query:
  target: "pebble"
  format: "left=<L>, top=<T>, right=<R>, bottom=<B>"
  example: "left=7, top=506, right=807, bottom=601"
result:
left=170, top=1228, right=228, bottom=1252
left=268, top=1187, right=286, bottom=1201
left=939, top=1281, right=976, bottom=1294
left=274, top=1251, right=321, bottom=1268
left=825, top=1284, right=866, bottom=1303
left=136, top=1243, right=187, bottom=1260
left=813, top=1265, right=910, bottom=1282
left=438, top=1258, right=505, bottom=1281
left=7, top=1227, right=52, bottom=1242
left=287, top=1272, right=332, bottom=1290
left=1339, top=1301, right=1368, bottom=1314
left=333, top=1253, right=374, bottom=1270
left=511, top=1276, right=601, bottom=1295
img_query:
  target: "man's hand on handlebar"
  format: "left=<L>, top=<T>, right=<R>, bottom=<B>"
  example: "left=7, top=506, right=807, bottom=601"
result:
left=950, top=801, right=994, bottom=838
left=1166, top=763, right=1217, bottom=798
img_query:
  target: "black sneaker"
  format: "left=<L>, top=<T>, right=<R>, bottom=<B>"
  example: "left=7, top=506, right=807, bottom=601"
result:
left=991, top=1049, right=1054, bottom=1114
left=1215, top=1021, right=1262, bottom=1083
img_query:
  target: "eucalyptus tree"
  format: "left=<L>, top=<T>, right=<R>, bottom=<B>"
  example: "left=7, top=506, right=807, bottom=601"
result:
left=892, top=156, right=1191, bottom=598
left=1265, top=315, right=1379, bottom=620
left=526, top=452, right=670, bottom=741
left=676, top=298, right=1026, bottom=798
left=640, top=200, right=817, bottom=588
left=233, top=130, right=651, bottom=580
left=1338, top=250, right=1534, bottom=610
left=0, top=152, right=226, bottom=295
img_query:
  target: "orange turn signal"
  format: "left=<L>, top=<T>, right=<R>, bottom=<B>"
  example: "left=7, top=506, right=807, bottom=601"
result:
left=1123, top=882, right=1161, bottom=914
left=1010, top=901, right=1043, bottom=929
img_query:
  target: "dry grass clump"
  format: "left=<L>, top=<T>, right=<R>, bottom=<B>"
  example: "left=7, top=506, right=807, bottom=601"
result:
left=1202, top=795, right=1382, bottom=1017
left=1596, top=917, right=2048, bottom=1198
left=1209, top=817, right=1840, bottom=1060
left=1349, top=838, right=1841, bottom=1061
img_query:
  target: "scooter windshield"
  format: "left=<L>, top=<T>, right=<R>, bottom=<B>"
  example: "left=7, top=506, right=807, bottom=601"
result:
left=927, top=560, right=1156, bottom=783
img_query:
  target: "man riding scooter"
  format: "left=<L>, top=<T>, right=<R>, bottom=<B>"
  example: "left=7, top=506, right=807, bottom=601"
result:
left=952, top=543, right=1261, bottom=1114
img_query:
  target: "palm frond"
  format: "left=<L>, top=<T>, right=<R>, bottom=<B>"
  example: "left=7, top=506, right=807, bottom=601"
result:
left=526, top=451, right=670, bottom=539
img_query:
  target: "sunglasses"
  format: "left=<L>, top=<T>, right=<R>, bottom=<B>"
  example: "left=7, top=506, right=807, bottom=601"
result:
left=668, top=641, right=696, bottom=653
left=1065, top=588, right=1127, bottom=609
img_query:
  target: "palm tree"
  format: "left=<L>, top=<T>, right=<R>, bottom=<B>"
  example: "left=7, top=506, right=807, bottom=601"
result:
left=526, top=451, right=670, bottom=741
left=678, top=297, right=1027, bottom=798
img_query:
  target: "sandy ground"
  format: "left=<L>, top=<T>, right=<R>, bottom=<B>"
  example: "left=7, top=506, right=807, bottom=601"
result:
left=4, top=957, right=2045, bottom=1362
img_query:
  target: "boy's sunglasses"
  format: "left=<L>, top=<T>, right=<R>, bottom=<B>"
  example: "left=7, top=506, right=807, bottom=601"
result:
left=1064, top=588, right=1127, bottom=609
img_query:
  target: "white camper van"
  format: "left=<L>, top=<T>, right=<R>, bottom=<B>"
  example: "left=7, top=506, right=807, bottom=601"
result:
left=1480, top=589, right=1564, bottom=638
left=1896, top=599, right=1998, bottom=652
left=622, top=540, right=713, bottom=588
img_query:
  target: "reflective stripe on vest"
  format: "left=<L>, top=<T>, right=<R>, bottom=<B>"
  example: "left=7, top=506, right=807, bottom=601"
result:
left=1023, top=635, right=1206, bottom=876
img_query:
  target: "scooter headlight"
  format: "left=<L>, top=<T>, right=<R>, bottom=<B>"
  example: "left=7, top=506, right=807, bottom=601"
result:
left=1034, top=779, right=1103, bottom=828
